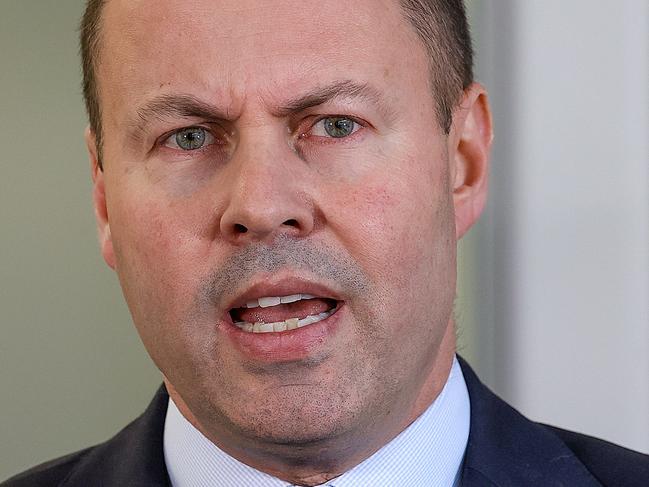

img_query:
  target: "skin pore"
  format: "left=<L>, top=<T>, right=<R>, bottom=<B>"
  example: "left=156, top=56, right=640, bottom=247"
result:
left=87, top=0, right=492, bottom=484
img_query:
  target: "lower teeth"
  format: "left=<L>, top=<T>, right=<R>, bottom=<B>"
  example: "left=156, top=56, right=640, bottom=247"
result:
left=235, top=309, right=334, bottom=333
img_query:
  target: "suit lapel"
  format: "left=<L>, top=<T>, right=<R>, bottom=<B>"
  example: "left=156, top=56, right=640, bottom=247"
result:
left=61, top=385, right=171, bottom=487
left=458, top=357, right=601, bottom=487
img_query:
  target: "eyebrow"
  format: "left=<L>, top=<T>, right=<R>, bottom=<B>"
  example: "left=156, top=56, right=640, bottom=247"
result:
left=129, top=94, right=230, bottom=136
left=273, top=80, right=396, bottom=120
left=128, top=79, right=395, bottom=138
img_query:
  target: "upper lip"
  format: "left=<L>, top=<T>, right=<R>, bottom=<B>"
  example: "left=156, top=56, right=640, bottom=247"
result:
left=224, top=275, right=343, bottom=311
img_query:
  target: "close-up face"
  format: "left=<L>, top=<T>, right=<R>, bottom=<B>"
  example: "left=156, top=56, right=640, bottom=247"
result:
left=90, top=0, right=488, bottom=472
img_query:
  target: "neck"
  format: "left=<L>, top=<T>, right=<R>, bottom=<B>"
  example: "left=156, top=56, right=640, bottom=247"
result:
left=165, top=321, right=457, bottom=485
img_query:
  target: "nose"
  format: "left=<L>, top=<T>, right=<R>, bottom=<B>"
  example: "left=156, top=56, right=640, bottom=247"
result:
left=219, top=137, right=315, bottom=244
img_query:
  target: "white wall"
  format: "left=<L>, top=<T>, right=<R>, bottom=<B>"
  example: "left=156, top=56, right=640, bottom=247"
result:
left=468, top=1, right=649, bottom=453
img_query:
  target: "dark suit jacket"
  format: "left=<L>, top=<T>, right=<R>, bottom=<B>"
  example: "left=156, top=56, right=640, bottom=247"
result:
left=3, top=358, right=648, bottom=486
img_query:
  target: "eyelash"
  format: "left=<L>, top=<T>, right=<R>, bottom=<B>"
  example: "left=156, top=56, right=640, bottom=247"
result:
left=299, top=116, right=366, bottom=143
left=299, top=115, right=365, bottom=142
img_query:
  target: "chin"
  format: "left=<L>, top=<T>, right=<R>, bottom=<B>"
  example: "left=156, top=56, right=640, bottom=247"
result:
left=206, top=385, right=365, bottom=449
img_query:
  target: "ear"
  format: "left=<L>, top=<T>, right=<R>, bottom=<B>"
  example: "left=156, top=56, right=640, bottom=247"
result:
left=449, top=83, right=493, bottom=239
left=86, top=127, right=116, bottom=269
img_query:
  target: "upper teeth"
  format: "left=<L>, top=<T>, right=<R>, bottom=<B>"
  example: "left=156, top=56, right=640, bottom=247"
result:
left=246, top=294, right=316, bottom=309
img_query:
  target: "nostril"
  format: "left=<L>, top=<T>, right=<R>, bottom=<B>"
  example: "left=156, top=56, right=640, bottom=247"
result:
left=283, top=219, right=299, bottom=228
left=234, top=223, right=248, bottom=234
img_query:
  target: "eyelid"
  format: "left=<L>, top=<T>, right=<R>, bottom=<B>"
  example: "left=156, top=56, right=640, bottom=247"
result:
left=155, top=123, right=229, bottom=153
left=299, top=115, right=367, bottom=139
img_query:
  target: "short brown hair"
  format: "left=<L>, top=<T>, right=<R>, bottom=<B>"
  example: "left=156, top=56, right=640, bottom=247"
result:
left=399, top=0, right=474, bottom=132
left=79, top=0, right=106, bottom=166
left=79, top=0, right=473, bottom=167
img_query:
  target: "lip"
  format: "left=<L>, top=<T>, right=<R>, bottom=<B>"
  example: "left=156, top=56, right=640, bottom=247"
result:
left=221, top=303, right=344, bottom=363
left=219, top=275, right=345, bottom=363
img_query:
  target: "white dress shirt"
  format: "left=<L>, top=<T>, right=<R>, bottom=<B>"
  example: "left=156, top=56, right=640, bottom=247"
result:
left=164, top=356, right=470, bottom=486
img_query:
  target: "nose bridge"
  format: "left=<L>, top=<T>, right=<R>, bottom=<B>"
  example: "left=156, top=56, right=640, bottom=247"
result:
left=219, top=124, right=314, bottom=242
left=239, top=125, right=291, bottom=184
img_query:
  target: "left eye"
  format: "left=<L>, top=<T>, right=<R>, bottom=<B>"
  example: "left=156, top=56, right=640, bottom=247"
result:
left=164, top=127, right=215, bottom=150
left=311, top=117, right=360, bottom=139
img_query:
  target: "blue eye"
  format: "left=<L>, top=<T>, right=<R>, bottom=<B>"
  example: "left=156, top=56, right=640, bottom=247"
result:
left=165, top=127, right=214, bottom=150
left=312, top=117, right=359, bottom=138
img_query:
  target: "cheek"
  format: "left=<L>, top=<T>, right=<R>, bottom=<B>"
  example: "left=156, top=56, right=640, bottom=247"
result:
left=328, top=164, right=451, bottom=274
left=108, top=192, right=208, bottom=331
left=112, top=199, right=178, bottom=272
left=323, top=158, right=456, bottom=327
left=109, top=172, right=214, bottom=266
left=356, top=188, right=413, bottom=277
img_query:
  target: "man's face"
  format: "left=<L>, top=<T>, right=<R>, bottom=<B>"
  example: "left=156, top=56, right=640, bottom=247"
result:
left=92, top=0, right=485, bottom=469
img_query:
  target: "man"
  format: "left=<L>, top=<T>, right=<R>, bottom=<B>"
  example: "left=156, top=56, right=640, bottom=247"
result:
left=3, top=0, right=648, bottom=485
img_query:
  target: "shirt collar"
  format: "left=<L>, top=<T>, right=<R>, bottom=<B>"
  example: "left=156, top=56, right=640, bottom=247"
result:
left=163, top=356, right=470, bottom=487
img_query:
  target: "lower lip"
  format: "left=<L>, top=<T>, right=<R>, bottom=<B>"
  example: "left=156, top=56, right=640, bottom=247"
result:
left=220, top=304, right=345, bottom=363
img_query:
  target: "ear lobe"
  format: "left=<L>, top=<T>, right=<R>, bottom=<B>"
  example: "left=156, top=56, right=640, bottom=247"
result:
left=86, top=127, right=116, bottom=269
left=450, top=83, right=493, bottom=239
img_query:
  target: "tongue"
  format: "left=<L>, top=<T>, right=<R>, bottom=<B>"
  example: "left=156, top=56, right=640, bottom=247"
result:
left=235, top=298, right=333, bottom=324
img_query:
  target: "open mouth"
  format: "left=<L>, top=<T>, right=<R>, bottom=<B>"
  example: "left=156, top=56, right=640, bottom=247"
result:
left=228, top=294, right=340, bottom=334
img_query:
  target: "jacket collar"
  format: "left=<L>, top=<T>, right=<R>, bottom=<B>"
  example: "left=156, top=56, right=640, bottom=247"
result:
left=458, top=357, right=600, bottom=486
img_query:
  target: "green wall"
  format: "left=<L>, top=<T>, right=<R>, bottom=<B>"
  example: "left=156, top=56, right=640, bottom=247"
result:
left=0, top=2, right=161, bottom=480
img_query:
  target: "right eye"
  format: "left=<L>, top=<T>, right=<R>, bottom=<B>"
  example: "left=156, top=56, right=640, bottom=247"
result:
left=164, top=127, right=215, bottom=151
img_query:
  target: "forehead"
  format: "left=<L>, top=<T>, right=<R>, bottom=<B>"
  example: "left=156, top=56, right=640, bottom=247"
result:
left=98, top=0, right=431, bottom=113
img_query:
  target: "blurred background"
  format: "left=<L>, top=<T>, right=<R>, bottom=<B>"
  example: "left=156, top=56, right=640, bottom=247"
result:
left=1, top=0, right=647, bottom=480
